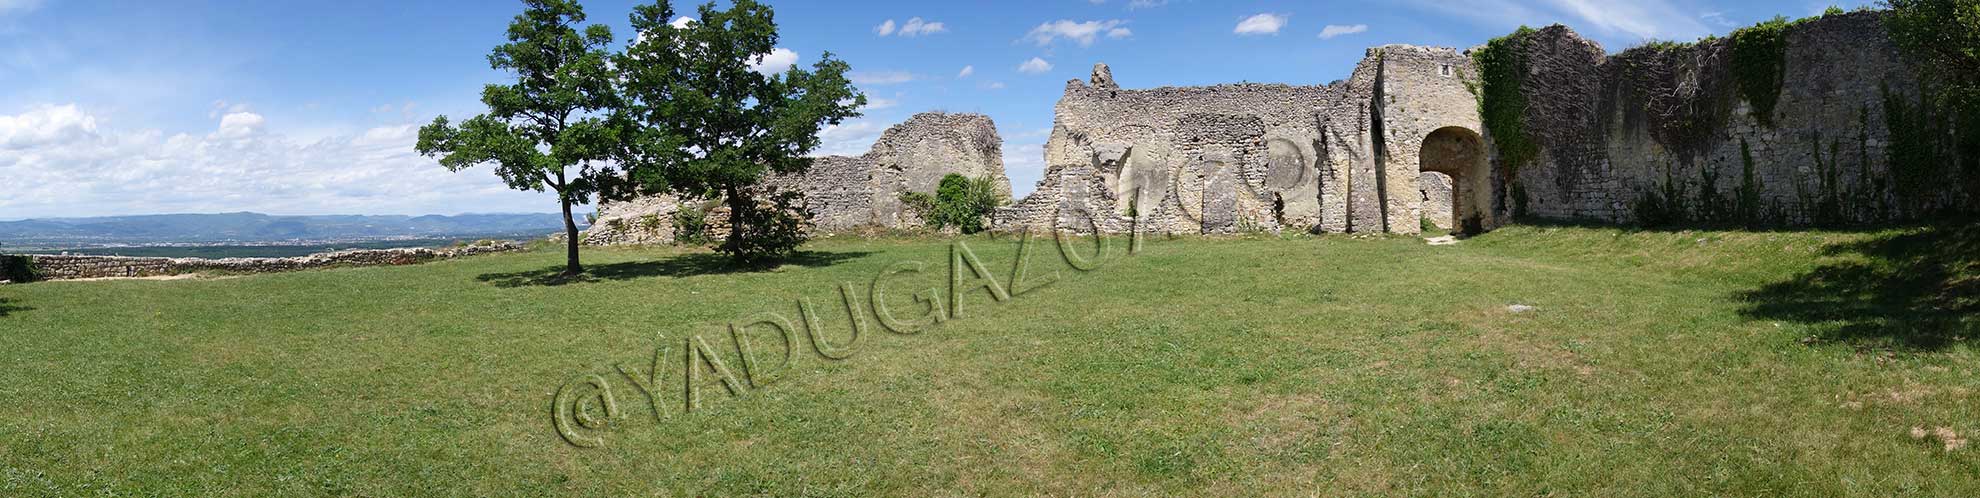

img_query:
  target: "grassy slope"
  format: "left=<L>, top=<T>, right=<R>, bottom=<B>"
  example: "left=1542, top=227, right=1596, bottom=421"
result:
left=0, top=226, right=1973, bottom=496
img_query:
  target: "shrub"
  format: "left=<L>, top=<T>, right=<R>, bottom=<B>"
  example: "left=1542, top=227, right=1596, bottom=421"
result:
left=918, top=174, right=1004, bottom=234
left=2, top=255, right=38, bottom=283
left=672, top=205, right=710, bottom=246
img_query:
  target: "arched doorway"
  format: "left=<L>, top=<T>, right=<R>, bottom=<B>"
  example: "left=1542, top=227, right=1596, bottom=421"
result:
left=1418, top=127, right=1490, bottom=235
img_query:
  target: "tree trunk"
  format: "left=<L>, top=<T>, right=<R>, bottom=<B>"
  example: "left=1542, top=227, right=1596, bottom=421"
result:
left=560, top=196, right=583, bottom=276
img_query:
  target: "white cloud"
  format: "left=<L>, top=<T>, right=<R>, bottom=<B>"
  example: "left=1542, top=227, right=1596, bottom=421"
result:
left=811, top=120, right=885, bottom=157
left=1400, top=0, right=1709, bottom=44
left=850, top=71, right=916, bottom=85
left=747, top=48, right=799, bottom=75
left=1017, top=57, right=1053, bottom=74
left=215, top=112, right=265, bottom=139
left=957, top=65, right=974, bottom=78
left=1699, top=11, right=1736, bottom=28
left=1235, top=13, right=1288, bottom=36
left=875, top=17, right=946, bottom=37
left=0, top=105, right=558, bottom=219
left=1024, top=20, right=1130, bottom=47
left=983, top=81, right=1006, bottom=90
left=897, top=17, right=947, bottom=36
left=862, top=96, right=899, bottom=111
left=1319, top=24, right=1369, bottom=39
left=669, top=16, right=695, bottom=29
left=0, top=104, right=98, bottom=150
left=1541, top=0, right=1706, bottom=40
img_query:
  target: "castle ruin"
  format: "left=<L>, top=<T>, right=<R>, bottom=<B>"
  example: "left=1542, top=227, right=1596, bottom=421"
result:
left=586, top=11, right=1974, bottom=244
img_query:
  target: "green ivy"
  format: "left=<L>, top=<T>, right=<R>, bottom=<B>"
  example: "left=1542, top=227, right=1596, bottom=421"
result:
left=1473, top=27, right=1539, bottom=173
left=1730, top=17, right=1791, bottom=127
left=1737, top=139, right=1764, bottom=225
left=1883, top=0, right=1980, bottom=214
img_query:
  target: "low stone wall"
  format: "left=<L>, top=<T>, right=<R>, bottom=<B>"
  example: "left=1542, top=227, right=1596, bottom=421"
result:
left=10, top=241, right=523, bottom=281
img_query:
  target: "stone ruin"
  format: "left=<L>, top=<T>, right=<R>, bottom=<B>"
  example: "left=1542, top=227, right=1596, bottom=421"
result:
left=582, top=112, right=1010, bottom=244
left=587, top=11, right=1972, bottom=243
left=996, top=46, right=1488, bottom=236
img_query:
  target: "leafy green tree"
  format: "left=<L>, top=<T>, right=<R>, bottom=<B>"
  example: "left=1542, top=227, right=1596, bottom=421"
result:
left=416, top=0, right=620, bottom=276
left=613, top=0, right=863, bottom=264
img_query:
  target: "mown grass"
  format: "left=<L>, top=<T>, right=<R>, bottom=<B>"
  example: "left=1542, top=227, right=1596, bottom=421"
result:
left=0, top=224, right=1974, bottom=496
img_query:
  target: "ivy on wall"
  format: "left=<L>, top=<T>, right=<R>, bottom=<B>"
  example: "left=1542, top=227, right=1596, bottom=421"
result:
left=1472, top=27, right=1539, bottom=173
left=1884, top=0, right=1980, bottom=213
left=1730, top=17, right=1792, bottom=127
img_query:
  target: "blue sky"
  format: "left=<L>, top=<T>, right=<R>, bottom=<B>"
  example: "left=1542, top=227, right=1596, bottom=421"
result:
left=0, top=0, right=1877, bottom=219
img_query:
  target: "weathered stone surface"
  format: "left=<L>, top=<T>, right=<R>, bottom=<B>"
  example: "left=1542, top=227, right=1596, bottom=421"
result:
left=1508, top=12, right=1971, bottom=226
left=11, top=241, right=522, bottom=281
left=996, top=44, right=1486, bottom=236
left=997, top=12, right=1970, bottom=235
left=1420, top=171, right=1455, bottom=231
left=584, top=112, right=1010, bottom=244
left=583, top=194, right=686, bottom=246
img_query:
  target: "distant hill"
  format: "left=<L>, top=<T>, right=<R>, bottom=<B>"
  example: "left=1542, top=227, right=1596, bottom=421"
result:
left=0, top=212, right=579, bottom=247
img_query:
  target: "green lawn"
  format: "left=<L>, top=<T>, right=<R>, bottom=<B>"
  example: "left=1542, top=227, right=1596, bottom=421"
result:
left=0, top=225, right=1974, bottom=496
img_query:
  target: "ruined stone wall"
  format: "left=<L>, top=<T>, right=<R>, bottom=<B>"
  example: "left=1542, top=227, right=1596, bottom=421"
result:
left=1511, top=12, right=1970, bottom=226
left=586, top=112, right=1008, bottom=244
left=1000, top=50, right=1481, bottom=236
left=12, top=241, right=522, bottom=281
left=996, top=64, right=1337, bottom=235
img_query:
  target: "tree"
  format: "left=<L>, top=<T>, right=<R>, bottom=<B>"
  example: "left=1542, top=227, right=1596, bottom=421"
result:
left=417, top=0, right=621, bottom=276
left=613, top=0, right=864, bottom=264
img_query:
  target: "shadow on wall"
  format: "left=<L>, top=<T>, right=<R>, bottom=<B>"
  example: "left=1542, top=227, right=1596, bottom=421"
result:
left=475, top=250, right=874, bottom=288
left=1739, top=221, right=1980, bottom=351
left=0, top=297, right=28, bottom=318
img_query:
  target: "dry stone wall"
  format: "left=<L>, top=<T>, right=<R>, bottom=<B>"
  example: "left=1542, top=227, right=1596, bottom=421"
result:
left=12, top=241, right=521, bottom=281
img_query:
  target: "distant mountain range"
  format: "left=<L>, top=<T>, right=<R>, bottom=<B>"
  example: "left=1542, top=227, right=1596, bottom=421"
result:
left=0, top=212, right=581, bottom=247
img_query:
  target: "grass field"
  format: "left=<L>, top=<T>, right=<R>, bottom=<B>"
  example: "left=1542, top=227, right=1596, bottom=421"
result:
left=0, top=224, right=1975, bottom=496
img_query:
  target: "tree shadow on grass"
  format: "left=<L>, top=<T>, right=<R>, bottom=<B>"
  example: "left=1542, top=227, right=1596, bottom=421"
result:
left=0, top=297, right=28, bottom=317
left=1738, top=221, right=1979, bottom=351
left=476, top=250, right=873, bottom=288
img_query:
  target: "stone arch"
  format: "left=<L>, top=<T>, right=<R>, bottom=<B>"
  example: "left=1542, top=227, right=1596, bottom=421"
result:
left=1418, top=126, right=1491, bottom=235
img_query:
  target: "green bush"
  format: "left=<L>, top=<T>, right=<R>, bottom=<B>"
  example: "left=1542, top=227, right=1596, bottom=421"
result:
left=910, top=174, right=1003, bottom=234
left=2, top=255, right=38, bottom=283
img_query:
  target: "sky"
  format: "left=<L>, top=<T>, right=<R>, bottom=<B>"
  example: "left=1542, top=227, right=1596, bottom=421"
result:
left=0, top=0, right=1879, bottom=220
